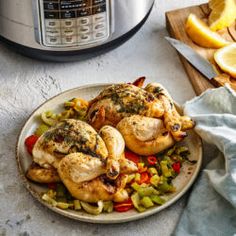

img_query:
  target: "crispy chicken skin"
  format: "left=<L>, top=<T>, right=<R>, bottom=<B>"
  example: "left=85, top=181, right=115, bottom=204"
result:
left=28, top=120, right=137, bottom=202
left=57, top=125, right=137, bottom=202
left=57, top=153, right=135, bottom=202
left=26, top=80, right=195, bottom=203
left=58, top=152, right=106, bottom=184
left=26, top=163, right=60, bottom=183
left=87, top=82, right=195, bottom=142
left=117, top=115, right=175, bottom=156
left=99, top=125, right=137, bottom=179
left=32, top=119, right=108, bottom=169
left=87, top=83, right=165, bottom=130
left=56, top=173, right=129, bottom=203
left=145, top=83, right=195, bottom=141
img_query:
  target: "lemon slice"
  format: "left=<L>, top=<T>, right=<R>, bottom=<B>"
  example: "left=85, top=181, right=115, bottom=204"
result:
left=214, top=43, right=236, bottom=78
left=208, top=0, right=236, bottom=31
left=185, top=14, right=230, bottom=48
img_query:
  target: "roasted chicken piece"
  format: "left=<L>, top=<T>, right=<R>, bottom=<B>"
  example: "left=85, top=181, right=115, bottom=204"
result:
left=99, top=125, right=138, bottom=179
left=32, top=119, right=108, bottom=169
left=145, top=83, right=195, bottom=141
left=28, top=119, right=137, bottom=202
left=117, top=115, right=175, bottom=156
left=57, top=125, right=137, bottom=202
left=87, top=81, right=195, bottom=142
left=87, top=83, right=164, bottom=130
left=58, top=155, right=131, bottom=203
left=26, top=163, right=60, bottom=184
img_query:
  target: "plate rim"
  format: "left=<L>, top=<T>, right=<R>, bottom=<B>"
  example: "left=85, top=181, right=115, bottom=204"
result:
left=16, top=83, right=203, bottom=224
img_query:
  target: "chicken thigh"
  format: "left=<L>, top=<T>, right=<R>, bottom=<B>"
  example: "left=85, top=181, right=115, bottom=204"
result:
left=117, top=115, right=174, bottom=155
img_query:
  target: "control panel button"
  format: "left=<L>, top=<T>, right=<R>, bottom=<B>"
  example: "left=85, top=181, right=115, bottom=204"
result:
left=77, top=8, right=92, bottom=17
left=77, top=17, right=91, bottom=26
left=61, top=19, right=76, bottom=28
left=46, top=36, right=61, bottom=45
left=93, top=31, right=107, bottom=39
left=62, top=28, right=77, bottom=36
left=93, top=23, right=105, bottom=31
left=62, top=36, right=77, bottom=44
left=61, top=10, right=76, bottom=19
left=45, top=19, right=60, bottom=28
left=46, top=28, right=61, bottom=37
left=78, top=33, right=92, bottom=43
left=92, top=13, right=106, bottom=23
left=44, top=11, right=59, bottom=19
left=92, top=0, right=106, bottom=5
left=78, top=25, right=91, bottom=34
left=44, top=2, right=59, bottom=10
left=92, top=4, right=106, bottom=14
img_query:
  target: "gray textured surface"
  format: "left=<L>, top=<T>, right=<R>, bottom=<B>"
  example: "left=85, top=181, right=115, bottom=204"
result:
left=0, top=1, right=206, bottom=235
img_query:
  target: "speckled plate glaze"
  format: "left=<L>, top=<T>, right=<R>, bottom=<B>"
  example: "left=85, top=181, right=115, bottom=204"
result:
left=16, top=83, right=202, bottom=224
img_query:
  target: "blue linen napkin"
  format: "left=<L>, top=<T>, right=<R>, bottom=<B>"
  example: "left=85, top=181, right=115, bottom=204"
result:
left=174, top=85, right=236, bottom=236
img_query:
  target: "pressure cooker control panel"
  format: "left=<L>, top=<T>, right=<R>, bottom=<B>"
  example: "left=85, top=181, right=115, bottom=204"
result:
left=39, top=0, right=110, bottom=47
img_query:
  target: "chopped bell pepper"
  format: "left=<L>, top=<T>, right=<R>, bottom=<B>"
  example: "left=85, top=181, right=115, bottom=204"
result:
left=114, top=198, right=133, bottom=212
left=141, top=196, right=154, bottom=208
left=137, top=186, right=159, bottom=197
left=131, top=182, right=141, bottom=191
left=147, top=156, right=157, bottom=165
left=35, top=124, right=49, bottom=137
left=132, top=76, right=146, bottom=88
left=25, top=135, right=39, bottom=155
left=172, top=162, right=181, bottom=174
left=150, top=195, right=166, bottom=205
left=126, top=174, right=135, bottom=184
left=137, top=163, right=147, bottom=173
left=135, top=173, right=141, bottom=182
left=131, top=192, right=146, bottom=212
left=138, top=172, right=150, bottom=185
left=148, top=167, right=158, bottom=176
left=160, top=160, right=172, bottom=177
left=150, top=175, right=160, bottom=187
left=125, top=151, right=140, bottom=164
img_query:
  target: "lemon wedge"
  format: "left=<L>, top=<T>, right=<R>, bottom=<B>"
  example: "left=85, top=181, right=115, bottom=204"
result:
left=208, top=0, right=236, bottom=31
left=214, top=43, right=236, bottom=78
left=185, top=14, right=230, bottom=48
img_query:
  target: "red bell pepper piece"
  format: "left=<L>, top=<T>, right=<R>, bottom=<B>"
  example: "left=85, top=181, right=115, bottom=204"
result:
left=125, top=151, right=140, bottom=164
left=47, top=183, right=57, bottom=190
left=25, top=135, right=39, bottom=155
left=172, top=162, right=181, bottom=174
left=138, top=172, right=150, bottom=184
left=114, top=198, right=134, bottom=212
left=114, top=205, right=133, bottom=212
left=137, top=163, right=147, bottom=173
left=147, top=156, right=157, bottom=165
left=132, top=77, right=146, bottom=88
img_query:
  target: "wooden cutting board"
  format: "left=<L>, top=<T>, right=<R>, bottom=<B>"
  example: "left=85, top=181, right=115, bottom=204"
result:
left=166, top=3, right=236, bottom=95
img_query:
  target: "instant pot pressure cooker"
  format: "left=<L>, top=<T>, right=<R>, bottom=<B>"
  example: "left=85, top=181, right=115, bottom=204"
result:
left=0, top=0, right=155, bottom=61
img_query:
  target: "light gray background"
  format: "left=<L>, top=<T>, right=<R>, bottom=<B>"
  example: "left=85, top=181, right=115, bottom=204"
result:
left=0, top=1, right=206, bottom=235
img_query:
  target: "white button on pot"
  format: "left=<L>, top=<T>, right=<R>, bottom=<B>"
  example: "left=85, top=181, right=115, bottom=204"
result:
left=45, top=20, right=60, bottom=28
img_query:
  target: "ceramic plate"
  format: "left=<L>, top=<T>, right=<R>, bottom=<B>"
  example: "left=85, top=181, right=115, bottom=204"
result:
left=16, top=83, right=202, bottom=224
